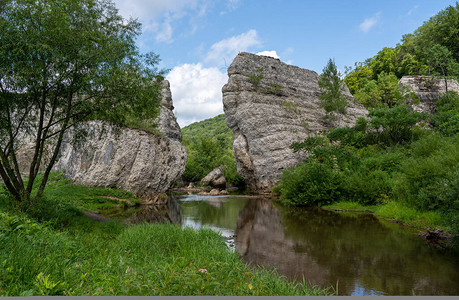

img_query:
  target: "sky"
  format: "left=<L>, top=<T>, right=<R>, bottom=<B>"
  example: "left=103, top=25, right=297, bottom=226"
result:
left=112, top=0, right=456, bottom=127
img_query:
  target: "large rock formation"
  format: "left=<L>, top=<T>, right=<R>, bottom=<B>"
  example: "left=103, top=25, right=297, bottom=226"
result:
left=18, top=80, right=187, bottom=203
left=222, top=52, right=367, bottom=193
left=399, top=76, right=459, bottom=113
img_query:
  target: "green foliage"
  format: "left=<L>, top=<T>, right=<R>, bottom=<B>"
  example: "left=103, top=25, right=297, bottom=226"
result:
left=368, top=106, right=424, bottom=145
left=246, top=69, right=264, bottom=91
left=0, top=179, right=330, bottom=296
left=181, top=115, right=244, bottom=186
left=344, top=3, right=459, bottom=98
left=318, top=58, right=348, bottom=114
left=429, top=91, right=459, bottom=136
left=393, top=133, right=459, bottom=213
left=0, top=0, right=164, bottom=204
left=278, top=162, right=343, bottom=207
left=354, top=72, right=415, bottom=108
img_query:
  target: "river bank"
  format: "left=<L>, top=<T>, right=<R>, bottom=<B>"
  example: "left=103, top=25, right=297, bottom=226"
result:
left=0, top=173, right=330, bottom=296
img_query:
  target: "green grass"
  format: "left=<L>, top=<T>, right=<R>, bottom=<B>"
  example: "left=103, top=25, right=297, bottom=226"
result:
left=0, top=174, right=331, bottom=296
left=324, top=200, right=446, bottom=231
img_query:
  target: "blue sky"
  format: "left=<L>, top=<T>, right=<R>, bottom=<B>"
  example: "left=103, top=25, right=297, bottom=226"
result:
left=112, top=0, right=456, bottom=127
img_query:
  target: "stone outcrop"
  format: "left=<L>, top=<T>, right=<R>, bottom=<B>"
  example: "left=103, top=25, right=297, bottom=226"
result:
left=200, top=166, right=226, bottom=189
left=17, top=80, right=187, bottom=203
left=155, top=80, right=182, bottom=141
left=222, top=52, right=367, bottom=193
left=399, top=76, right=459, bottom=113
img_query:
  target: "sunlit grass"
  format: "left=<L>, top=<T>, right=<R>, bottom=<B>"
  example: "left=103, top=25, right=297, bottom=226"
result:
left=324, top=200, right=446, bottom=231
left=0, top=174, right=332, bottom=296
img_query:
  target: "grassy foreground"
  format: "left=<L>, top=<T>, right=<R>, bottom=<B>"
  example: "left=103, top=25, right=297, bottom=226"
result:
left=0, top=174, right=331, bottom=296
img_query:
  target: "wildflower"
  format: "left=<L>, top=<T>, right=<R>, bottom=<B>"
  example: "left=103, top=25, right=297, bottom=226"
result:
left=198, top=269, right=208, bottom=274
left=248, top=283, right=253, bottom=290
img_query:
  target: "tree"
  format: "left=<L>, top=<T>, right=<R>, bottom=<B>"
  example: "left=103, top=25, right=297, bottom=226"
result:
left=318, top=58, right=347, bottom=116
left=0, top=0, right=164, bottom=205
left=425, top=44, right=459, bottom=92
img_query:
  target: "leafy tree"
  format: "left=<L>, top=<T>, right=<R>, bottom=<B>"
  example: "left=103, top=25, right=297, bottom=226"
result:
left=318, top=58, right=347, bottom=115
left=0, top=0, right=164, bottom=205
left=369, top=106, right=424, bottom=145
left=425, top=44, right=459, bottom=91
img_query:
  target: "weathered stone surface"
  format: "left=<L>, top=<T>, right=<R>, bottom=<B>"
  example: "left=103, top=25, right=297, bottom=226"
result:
left=201, top=166, right=226, bottom=189
left=155, top=80, right=182, bottom=141
left=222, top=52, right=367, bottom=193
left=399, top=76, right=459, bottom=113
left=16, top=80, right=187, bottom=203
left=54, top=120, right=187, bottom=203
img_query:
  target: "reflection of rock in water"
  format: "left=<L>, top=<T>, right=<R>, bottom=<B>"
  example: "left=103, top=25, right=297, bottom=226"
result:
left=122, top=197, right=182, bottom=225
left=234, top=198, right=459, bottom=296
left=235, top=198, right=334, bottom=290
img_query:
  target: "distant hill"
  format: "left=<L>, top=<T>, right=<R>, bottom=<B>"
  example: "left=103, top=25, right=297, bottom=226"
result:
left=182, top=114, right=233, bottom=150
left=181, top=114, right=244, bottom=186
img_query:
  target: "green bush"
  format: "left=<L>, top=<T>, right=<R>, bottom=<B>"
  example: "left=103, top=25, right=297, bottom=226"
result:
left=394, top=133, right=459, bottom=212
left=342, top=169, right=392, bottom=205
left=277, top=162, right=343, bottom=206
left=429, top=91, right=459, bottom=136
left=369, top=106, right=424, bottom=145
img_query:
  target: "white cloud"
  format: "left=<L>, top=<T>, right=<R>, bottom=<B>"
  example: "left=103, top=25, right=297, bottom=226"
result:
left=167, top=63, right=228, bottom=127
left=113, top=0, right=208, bottom=44
left=205, top=29, right=261, bottom=66
left=359, top=12, right=381, bottom=33
left=256, top=50, right=280, bottom=59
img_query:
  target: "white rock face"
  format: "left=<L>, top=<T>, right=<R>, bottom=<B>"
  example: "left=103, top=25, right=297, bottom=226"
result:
left=399, top=76, right=459, bottom=113
left=16, top=80, right=187, bottom=203
left=54, top=120, right=186, bottom=203
left=222, top=52, right=368, bottom=193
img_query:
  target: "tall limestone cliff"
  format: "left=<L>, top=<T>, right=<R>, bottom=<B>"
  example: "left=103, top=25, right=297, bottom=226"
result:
left=18, top=80, right=187, bottom=203
left=222, top=52, right=367, bottom=193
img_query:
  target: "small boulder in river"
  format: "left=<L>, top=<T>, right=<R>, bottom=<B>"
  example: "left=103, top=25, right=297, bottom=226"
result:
left=201, top=167, right=226, bottom=189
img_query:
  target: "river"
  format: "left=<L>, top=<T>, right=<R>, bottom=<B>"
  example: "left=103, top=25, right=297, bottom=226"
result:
left=100, top=194, right=459, bottom=296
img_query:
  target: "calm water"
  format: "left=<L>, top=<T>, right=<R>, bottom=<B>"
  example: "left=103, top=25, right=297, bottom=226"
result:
left=100, top=194, right=459, bottom=296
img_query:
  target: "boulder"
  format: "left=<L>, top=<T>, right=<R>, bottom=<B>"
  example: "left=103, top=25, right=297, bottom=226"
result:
left=222, top=52, right=367, bottom=193
left=201, top=166, right=226, bottom=189
left=399, top=76, right=459, bottom=113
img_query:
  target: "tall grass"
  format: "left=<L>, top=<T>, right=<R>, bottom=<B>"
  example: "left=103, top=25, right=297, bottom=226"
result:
left=0, top=175, right=332, bottom=296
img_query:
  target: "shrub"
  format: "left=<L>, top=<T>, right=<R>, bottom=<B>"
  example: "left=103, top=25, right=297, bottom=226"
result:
left=394, top=133, right=459, bottom=212
left=342, top=169, right=392, bottom=205
left=277, top=162, right=343, bottom=206
left=429, top=91, right=459, bottom=136
left=369, top=106, right=424, bottom=145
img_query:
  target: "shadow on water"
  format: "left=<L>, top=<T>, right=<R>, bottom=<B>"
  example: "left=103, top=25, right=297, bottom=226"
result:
left=99, top=194, right=459, bottom=296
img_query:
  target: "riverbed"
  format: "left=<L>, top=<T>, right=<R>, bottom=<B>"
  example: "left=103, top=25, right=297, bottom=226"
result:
left=100, top=194, right=459, bottom=296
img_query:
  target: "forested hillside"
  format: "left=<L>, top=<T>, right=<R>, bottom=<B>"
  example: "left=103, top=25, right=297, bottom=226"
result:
left=181, top=115, right=244, bottom=186
left=276, top=3, right=459, bottom=241
left=344, top=3, right=459, bottom=108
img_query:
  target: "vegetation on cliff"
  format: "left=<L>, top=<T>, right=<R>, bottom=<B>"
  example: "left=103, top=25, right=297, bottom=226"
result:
left=181, top=114, right=244, bottom=187
left=0, top=174, right=330, bottom=296
left=0, top=0, right=164, bottom=206
left=344, top=3, right=459, bottom=109
left=276, top=2, right=459, bottom=239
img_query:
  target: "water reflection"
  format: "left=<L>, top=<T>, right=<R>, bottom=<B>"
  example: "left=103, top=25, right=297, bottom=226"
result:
left=178, top=194, right=249, bottom=238
left=235, top=198, right=459, bottom=296
left=99, top=194, right=459, bottom=296
left=98, top=197, right=182, bottom=225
